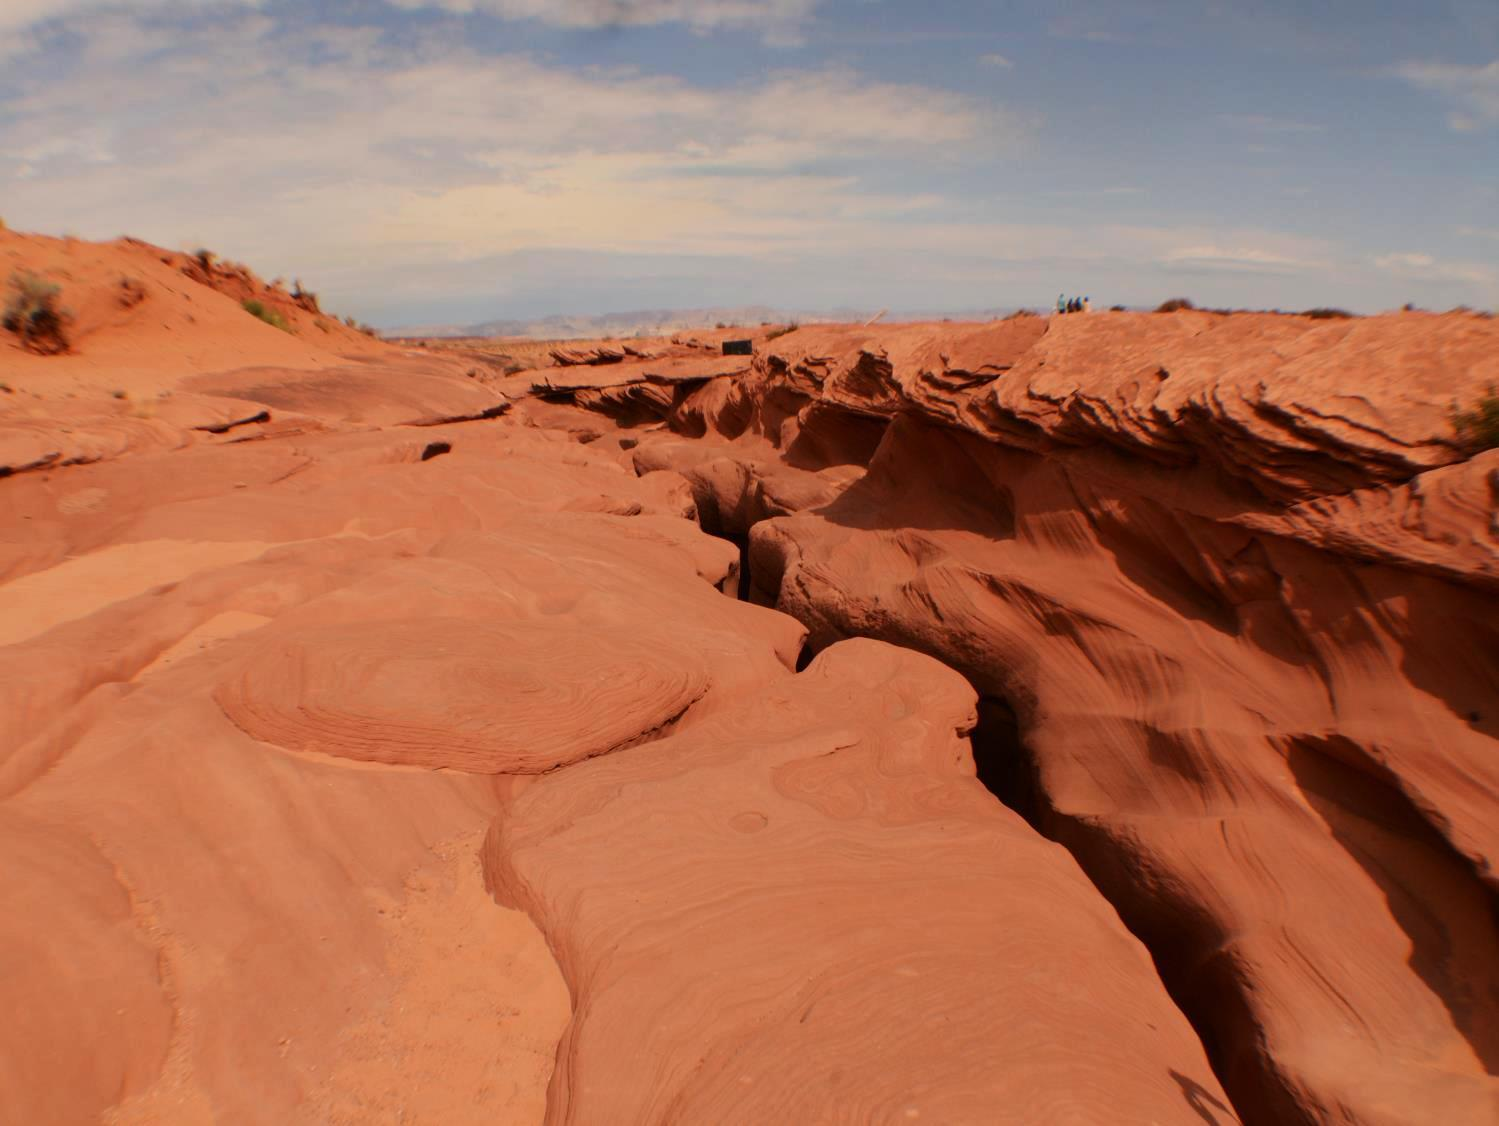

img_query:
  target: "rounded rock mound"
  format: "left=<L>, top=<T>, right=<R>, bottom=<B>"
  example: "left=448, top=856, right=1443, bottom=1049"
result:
left=215, top=618, right=708, bottom=772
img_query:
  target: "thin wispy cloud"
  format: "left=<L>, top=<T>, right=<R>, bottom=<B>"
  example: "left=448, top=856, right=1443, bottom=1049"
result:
left=1373, top=252, right=1493, bottom=285
left=1160, top=245, right=1317, bottom=276
left=980, top=53, right=1013, bottom=68
left=387, top=0, right=822, bottom=44
left=1217, top=114, right=1325, bottom=134
left=0, top=12, right=1016, bottom=298
left=1394, top=57, right=1499, bottom=130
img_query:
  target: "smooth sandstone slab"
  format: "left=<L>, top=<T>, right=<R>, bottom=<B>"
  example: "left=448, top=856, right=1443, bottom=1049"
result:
left=216, top=618, right=709, bottom=772
left=488, top=639, right=1237, bottom=1126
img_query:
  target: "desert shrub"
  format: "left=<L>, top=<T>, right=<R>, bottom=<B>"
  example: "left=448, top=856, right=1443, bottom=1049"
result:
left=357, top=323, right=379, bottom=337
left=242, top=298, right=292, bottom=333
left=194, top=248, right=216, bottom=272
left=1453, top=385, right=1499, bottom=453
left=715, top=321, right=727, bottom=329
left=1303, top=307, right=1353, bottom=320
left=1155, top=297, right=1195, bottom=313
left=765, top=322, right=799, bottom=340
left=290, top=280, right=320, bottom=314
left=1110, top=304, right=1127, bottom=311
left=3, top=272, right=71, bottom=354
left=1005, top=308, right=1038, bottom=319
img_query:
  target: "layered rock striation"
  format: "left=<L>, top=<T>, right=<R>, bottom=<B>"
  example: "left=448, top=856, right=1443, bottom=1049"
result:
left=551, top=311, right=1499, bottom=1125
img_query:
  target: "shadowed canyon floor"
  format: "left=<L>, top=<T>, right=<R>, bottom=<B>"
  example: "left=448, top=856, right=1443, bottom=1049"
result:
left=3, top=232, right=1496, bottom=1125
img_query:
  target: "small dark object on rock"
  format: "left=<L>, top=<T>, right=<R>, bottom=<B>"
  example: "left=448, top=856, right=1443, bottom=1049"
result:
left=420, top=441, right=452, bottom=461
left=118, top=277, right=147, bottom=309
left=723, top=339, right=753, bottom=355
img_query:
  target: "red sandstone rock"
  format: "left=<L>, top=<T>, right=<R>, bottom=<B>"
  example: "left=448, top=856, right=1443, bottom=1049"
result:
left=5, top=227, right=1493, bottom=1125
left=605, top=312, right=1499, bottom=1125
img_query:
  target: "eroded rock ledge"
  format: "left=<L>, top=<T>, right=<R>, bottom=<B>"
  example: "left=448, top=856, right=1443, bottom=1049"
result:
left=550, top=311, right=1499, bottom=1125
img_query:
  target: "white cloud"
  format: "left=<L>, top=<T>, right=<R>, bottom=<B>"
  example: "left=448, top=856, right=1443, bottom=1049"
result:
left=741, top=69, right=990, bottom=146
left=1373, top=252, right=1493, bottom=285
left=1394, top=58, right=1499, bottom=130
left=980, top=53, right=1013, bottom=68
left=4, top=7, right=1421, bottom=321
left=0, top=13, right=1014, bottom=284
left=1160, top=245, right=1316, bottom=275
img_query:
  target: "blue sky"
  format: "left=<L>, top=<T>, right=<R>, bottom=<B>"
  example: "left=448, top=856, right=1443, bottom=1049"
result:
left=2, top=1, right=1495, bottom=326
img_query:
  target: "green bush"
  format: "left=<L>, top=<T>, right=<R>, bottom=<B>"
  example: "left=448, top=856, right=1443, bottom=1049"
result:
left=242, top=298, right=292, bottom=333
left=3, top=272, right=71, bottom=354
left=1453, top=385, right=1499, bottom=453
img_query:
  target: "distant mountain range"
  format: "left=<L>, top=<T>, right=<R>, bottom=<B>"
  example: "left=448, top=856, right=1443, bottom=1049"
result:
left=387, top=305, right=1014, bottom=339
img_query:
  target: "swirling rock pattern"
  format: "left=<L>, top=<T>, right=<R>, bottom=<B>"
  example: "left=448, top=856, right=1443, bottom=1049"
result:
left=216, top=618, right=708, bottom=772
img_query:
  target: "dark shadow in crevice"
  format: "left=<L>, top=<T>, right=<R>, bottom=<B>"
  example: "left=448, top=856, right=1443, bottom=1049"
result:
left=719, top=529, right=753, bottom=602
left=969, top=694, right=1042, bottom=827
left=1171, top=1068, right=1239, bottom=1126
left=711, top=507, right=1260, bottom=1121
left=1044, top=810, right=1289, bottom=1125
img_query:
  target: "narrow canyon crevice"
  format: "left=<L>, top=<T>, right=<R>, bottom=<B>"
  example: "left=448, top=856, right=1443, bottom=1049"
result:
left=661, top=374, right=1496, bottom=1122
left=704, top=500, right=1255, bottom=1124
